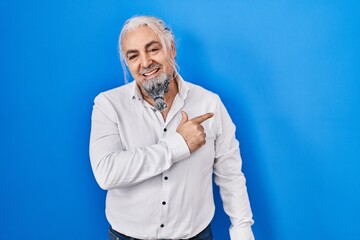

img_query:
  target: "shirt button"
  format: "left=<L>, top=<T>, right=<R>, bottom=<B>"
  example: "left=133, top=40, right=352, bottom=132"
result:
left=160, top=224, right=164, bottom=228
left=163, top=128, right=167, bottom=132
left=162, top=201, right=166, bottom=205
left=164, top=176, right=168, bottom=180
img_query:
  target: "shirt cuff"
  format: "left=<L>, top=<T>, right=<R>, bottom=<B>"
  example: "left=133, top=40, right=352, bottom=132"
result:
left=230, top=226, right=255, bottom=240
left=161, top=132, right=190, bottom=163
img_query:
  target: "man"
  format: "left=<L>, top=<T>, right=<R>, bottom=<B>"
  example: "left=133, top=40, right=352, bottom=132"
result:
left=90, top=16, right=255, bottom=240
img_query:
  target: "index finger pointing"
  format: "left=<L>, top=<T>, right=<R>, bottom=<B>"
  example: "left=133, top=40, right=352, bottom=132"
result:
left=191, top=112, right=214, bottom=124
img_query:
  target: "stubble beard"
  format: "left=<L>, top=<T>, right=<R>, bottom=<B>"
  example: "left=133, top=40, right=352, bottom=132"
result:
left=141, top=72, right=171, bottom=112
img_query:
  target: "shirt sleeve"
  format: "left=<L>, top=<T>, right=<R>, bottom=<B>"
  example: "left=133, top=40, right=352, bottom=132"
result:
left=213, top=97, right=255, bottom=240
left=89, top=94, right=190, bottom=190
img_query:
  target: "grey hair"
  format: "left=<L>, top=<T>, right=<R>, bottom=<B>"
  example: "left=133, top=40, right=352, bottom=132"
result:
left=118, top=16, right=178, bottom=83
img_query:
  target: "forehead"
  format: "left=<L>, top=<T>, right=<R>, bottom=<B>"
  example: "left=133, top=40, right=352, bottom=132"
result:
left=121, top=26, right=161, bottom=51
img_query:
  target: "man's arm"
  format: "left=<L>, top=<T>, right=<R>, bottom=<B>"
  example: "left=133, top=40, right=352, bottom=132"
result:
left=213, top=97, right=255, bottom=240
left=89, top=94, right=212, bottom=190
left=89, top=94, right=190, bottom=190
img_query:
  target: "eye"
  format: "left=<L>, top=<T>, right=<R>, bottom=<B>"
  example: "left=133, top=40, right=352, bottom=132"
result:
left=128, top=54, right=138, bottom=60
left=148, top=48, right=159, bottom=53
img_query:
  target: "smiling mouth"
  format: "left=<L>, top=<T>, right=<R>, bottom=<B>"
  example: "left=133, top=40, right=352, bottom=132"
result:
left=142, top=67, right=161, bottom=78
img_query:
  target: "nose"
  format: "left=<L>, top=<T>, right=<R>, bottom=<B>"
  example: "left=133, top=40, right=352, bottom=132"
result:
left=140, top=54, right=152, bottom=68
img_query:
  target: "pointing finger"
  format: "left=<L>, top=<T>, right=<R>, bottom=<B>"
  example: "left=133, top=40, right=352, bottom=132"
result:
left=191, top=112, right=214, bottom=124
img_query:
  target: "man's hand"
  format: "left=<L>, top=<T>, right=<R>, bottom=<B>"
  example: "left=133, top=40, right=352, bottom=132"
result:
left=176, top=111, right=214, bottom=153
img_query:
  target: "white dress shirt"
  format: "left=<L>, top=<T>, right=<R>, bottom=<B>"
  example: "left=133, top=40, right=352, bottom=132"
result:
left=89, top=76, right=254, bottom=240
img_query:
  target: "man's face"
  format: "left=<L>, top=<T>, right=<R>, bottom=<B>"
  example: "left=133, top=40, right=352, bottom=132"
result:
left=121, top=26, right=176, bottom=88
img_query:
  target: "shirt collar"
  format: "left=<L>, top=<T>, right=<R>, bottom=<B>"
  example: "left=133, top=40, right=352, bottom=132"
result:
left=131, top=81, right=143, bottom=101
left=175, top=74, right=189, bottom=100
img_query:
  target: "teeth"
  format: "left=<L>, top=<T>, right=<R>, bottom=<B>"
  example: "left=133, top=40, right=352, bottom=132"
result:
left=144, top=68, right=158, bottom=76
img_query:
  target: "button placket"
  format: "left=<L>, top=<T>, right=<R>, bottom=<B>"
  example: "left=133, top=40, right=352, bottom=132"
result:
left=159, top=122, right=171, bottom=234
left=160, top=167, right=170, bottom=234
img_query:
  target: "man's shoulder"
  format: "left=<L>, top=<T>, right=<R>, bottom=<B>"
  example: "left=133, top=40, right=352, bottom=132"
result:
left=94, top=82, right=134, bottom=103
left=184, top=81, right=220, bottom=101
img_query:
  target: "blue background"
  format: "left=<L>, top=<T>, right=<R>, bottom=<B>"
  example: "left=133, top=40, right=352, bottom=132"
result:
left=1, top=1, right=359, bottom=239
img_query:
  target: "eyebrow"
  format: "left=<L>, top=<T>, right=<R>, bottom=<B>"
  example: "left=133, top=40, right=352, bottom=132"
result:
left=145, top=40, right=161, bottom=49
left=125, top=41, right=162, bottom=57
